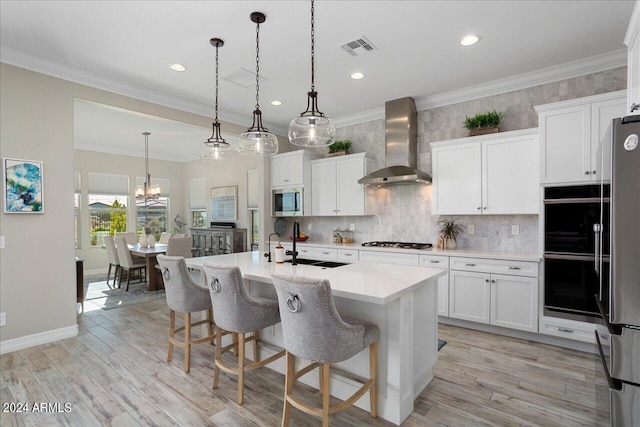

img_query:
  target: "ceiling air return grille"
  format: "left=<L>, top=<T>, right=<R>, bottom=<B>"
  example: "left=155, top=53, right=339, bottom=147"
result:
left=225, top=68, right=268, bottom=88
left=340, top=36, right=376, bottom=56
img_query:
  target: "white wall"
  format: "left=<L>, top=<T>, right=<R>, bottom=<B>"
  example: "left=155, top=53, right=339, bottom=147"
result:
left=0, top=63, right=274, bottom=345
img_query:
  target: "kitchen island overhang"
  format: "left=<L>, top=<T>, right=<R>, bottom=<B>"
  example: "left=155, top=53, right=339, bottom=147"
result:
left=186, top=251, right=446, bottom=425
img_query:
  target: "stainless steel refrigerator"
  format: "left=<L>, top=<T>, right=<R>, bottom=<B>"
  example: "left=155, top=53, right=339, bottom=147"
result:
left=595, top=115, right=640, bottom=427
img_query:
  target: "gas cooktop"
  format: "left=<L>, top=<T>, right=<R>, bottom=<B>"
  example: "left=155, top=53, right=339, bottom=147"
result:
left=361, top=241, right=433, bottom=250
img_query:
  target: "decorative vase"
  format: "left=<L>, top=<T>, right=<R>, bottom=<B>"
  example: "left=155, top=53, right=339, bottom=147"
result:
left=468, top=126, right=499, bottom=137
left=327, top=150, right=349, bottom=157
left=444, top=238, right=457, bottom=250
left=139, top=234, right=149, bottom=248
left=148, top=235, right=156, bottom=247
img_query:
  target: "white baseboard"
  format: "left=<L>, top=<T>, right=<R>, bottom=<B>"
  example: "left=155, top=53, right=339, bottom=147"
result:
left=438, top=317, right=598, bottom=354
left=0, top=324, right=79, bottom=355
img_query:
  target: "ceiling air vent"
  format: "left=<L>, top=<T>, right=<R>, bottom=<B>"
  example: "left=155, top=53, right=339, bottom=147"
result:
left=340, top=36, right=376, bottom=56
left=224, top=68, right=267, bottom=88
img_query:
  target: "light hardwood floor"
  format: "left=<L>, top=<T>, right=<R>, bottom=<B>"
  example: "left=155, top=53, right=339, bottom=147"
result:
left=1, top=296, right=608, bottom=426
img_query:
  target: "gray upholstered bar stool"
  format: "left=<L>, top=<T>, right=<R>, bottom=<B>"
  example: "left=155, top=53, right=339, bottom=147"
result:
left=202, top=263, right=285, bottom=405
left=156, top=254, right=215, bottom=373
left=271, top=273, right=380, bottom=427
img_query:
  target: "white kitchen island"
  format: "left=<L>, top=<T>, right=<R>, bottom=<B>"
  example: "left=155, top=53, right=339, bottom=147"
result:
left=186, top=251, right=446, bottom=425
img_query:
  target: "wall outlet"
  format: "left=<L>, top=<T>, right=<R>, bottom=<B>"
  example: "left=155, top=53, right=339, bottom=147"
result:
left=349, top=223, right=355, bottom=231
left=467, top=225, right=475, bottom=234
left=0, top=312, right=6, bottom=327
left=511, top=225, right=520, bottom=235
left=307, top=223, right=313, bottom=231
left=0, top=235, right=4, bottom=249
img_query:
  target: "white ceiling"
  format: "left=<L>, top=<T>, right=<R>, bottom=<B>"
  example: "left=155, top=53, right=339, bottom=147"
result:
left=1, top=1, right=635, bottom=160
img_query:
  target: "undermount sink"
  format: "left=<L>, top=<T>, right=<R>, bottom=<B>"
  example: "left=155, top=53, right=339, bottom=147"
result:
left=283, top=259, right=349, bottom=268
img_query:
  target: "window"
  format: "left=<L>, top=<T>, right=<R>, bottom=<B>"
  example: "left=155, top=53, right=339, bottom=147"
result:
left=74, top=193, right=80, bottom=249
left=136, top=197, right=168, bottom=240
left=88, top=194, right=128, bottom=247
left=251, top=210, right=259, bottom=250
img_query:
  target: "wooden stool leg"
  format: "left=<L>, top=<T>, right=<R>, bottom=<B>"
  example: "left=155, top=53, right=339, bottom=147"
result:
left=253, top=330, right=260, bottom=362
left=232, top=333, right=239, bottom=356
left=212, top=327, right=223, bottom=389
left=282, top=351, right=294, bottom=427
left=322, top=363, right=330, bottom=427
left=207, top=309, right=214, bottom=344
left=167, top=309, right=175, bottom=362
left=237, top=332, right=245, bottom=404
left=370, top=341, right=378, bottom=418
left=184, top=312, right=191, bottom=373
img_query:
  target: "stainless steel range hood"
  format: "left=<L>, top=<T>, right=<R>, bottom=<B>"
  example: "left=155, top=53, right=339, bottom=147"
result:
left=358, top=97, right=431, bottom=186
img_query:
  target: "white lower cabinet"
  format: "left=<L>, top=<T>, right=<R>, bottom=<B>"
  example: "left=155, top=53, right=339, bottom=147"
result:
left=358, top=250, right=419, bottom=265
left=420, top=254, right=450, bottom=317
left=449, top=257, right=539, bottom=333
left=449, top=270, right=491, bottom=323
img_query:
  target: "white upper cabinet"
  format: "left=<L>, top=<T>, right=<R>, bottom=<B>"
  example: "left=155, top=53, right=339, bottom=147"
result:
left=431, top=128, right=539, bottom=215
left=271, top=150, right=319, bottom=188
left=311, top=153, right=373, bottom=216
left=625, top=1, right=640, bottom=116
left=536, top=91, right=626, bottom=184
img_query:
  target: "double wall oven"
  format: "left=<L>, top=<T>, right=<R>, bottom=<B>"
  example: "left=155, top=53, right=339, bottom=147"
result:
left=543, top=184, right=610, bottom=322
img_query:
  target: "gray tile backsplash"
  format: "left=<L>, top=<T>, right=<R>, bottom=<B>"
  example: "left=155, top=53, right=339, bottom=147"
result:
left=288, top=67, right=626, bottom=253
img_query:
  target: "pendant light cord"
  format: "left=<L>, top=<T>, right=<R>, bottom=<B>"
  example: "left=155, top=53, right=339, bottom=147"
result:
left=215, top=43, right=220, bottom=125
left=310, top=0, right=315, bottom=91
left=255, top=20, right=261, bottom=110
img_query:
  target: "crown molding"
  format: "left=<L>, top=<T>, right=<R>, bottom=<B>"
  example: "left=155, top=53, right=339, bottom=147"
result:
left=414, top=49, right=627, bottom=111
left=333, top=49, right=627, bottom=128
left=0, top=45, right=288, bottom=137
left=1, top=44, right=625, bottom=133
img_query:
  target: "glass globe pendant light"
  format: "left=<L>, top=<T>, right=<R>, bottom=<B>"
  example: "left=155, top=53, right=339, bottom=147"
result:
left=238, top=12, right=278, bottom=156
left=288, top=0, right=335, bottom=147
left=199, top=38, right=235, bottom=162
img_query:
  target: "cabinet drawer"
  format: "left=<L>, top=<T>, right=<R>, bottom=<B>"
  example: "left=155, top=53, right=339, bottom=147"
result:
left=358, top=250, right=419, bottom=266
left=450, top=257, right=538, bottom=277
left=297, top=246, right=337, bottom=261
left=338, top=249, right=358, bottom=261
left=420, top=255, right=449, bottom=268
left=538, top=316, right=600, bottom=343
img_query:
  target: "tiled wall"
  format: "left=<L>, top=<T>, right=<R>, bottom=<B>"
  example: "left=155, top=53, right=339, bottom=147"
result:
left=289, top=67, right=626, bottom=253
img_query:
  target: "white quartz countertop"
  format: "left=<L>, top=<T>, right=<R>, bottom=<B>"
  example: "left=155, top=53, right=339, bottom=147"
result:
left=275, top=241, right=541, bottom=262
left=186, top=251, right=446, bottom=305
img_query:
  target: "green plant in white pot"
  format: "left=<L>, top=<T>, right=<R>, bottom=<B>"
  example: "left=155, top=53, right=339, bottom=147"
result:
left=438, top=218, right=464, bottom=249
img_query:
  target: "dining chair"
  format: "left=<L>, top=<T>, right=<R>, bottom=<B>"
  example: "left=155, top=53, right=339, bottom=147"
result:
left=103, top=235, right=120, bottom=287
left=157, top=254, right=215, bottom=373
left=203, top=263, right=285, bottom=404
left=115, top=231, right=138, bottom=245
left=114, top=236, right=146, bottom=291
left=166, top=237, right=193, bottom=258
left=159, top=232, right=172, bottom=244
left=271, top=273, right=379, bottom=426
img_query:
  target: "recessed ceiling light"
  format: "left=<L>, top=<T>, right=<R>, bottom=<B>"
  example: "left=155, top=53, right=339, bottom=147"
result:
left=350, top=72, right=365, bottom=80
left=460, top=34, right=480, bottom=46
left=271, top=100, right=282, bottom=106
left=169, top=63, right=187, bottom=72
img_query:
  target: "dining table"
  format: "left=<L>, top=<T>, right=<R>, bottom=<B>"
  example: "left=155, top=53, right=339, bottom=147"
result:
left=128, top=243, right=167, bottom=291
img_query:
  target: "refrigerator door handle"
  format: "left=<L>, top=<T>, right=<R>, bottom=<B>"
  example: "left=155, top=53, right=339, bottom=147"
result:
left=595, top=332, right=622, bottom=391
left=593, top=223, right=601, bottom=278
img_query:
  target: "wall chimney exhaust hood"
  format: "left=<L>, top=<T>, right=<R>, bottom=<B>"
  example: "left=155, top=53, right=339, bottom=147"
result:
left=358, top=97, right=431, bottom=187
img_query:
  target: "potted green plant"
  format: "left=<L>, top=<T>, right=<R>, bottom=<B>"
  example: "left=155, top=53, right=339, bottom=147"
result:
left=438, top=218, right=464, bottom=249
left=327, top=140, right=352, bottom=157
left=463, top=110, right=504, bottom=136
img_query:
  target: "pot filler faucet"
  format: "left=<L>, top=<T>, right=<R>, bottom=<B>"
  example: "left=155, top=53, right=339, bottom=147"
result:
left=286, top=221, right=300, bottom=265
left=264, top=232, right=279, bottom=262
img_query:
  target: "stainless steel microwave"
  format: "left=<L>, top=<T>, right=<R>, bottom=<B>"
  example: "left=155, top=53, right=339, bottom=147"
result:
left=272, top=188, right=304, bottom=217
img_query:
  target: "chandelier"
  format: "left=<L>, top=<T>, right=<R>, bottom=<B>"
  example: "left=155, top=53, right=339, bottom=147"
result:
left=136, top=132, right=161, bottom=199
left=199, top=38, right=235, bottom=162
left=288, top=0, right=336, bottom=147
left=238, top=12, right=278, bottom=156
